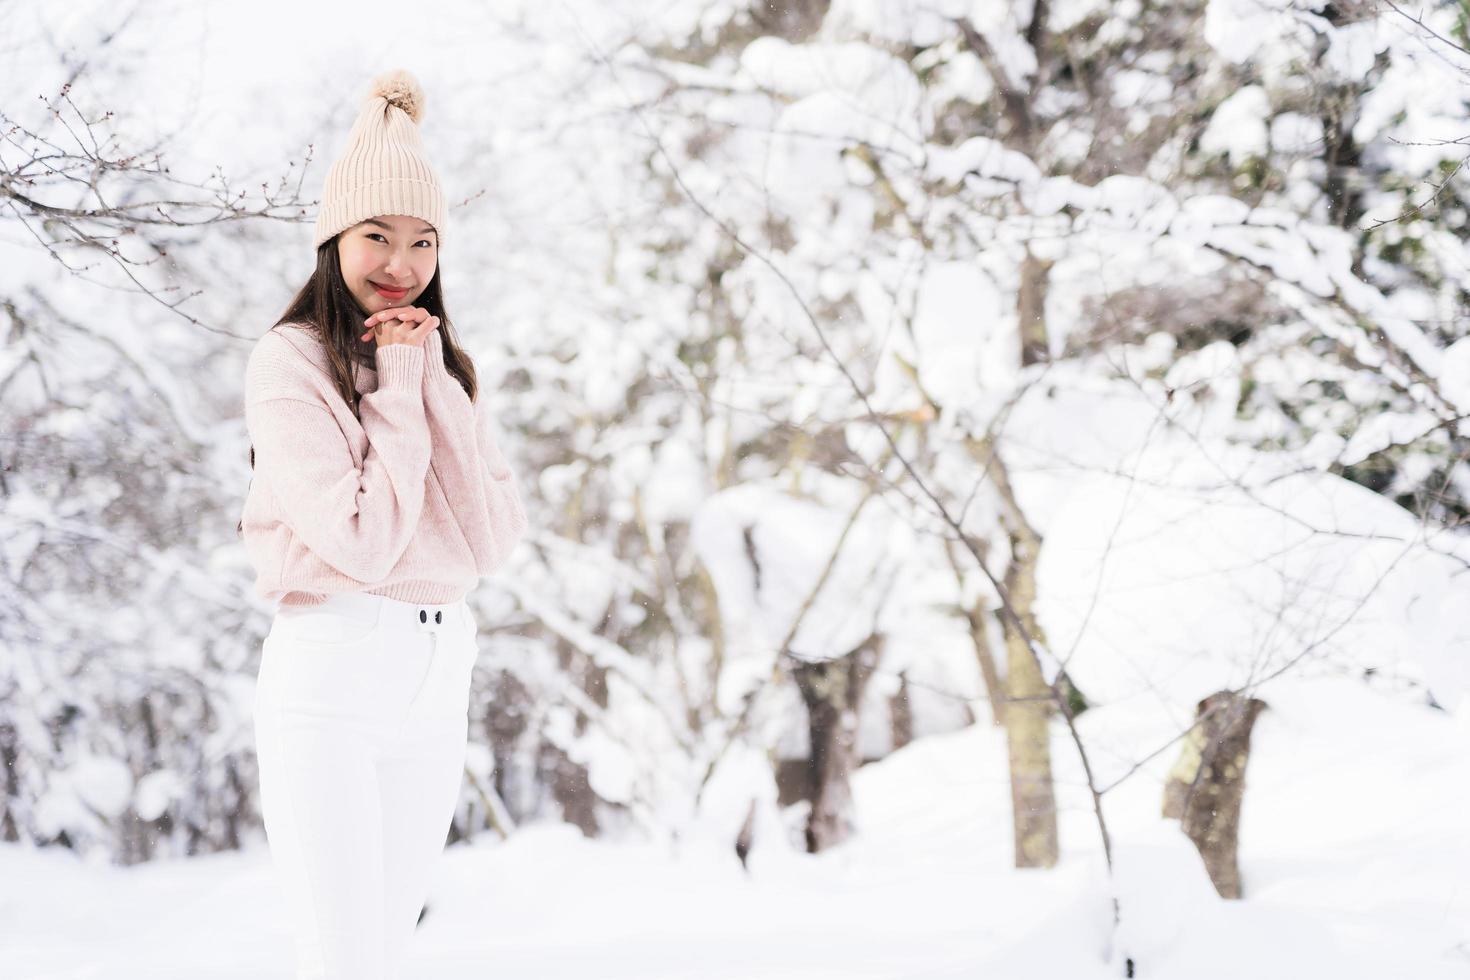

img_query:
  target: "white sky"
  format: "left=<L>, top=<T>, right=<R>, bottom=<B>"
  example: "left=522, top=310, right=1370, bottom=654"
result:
left=5, top=0, right=664, bottom=178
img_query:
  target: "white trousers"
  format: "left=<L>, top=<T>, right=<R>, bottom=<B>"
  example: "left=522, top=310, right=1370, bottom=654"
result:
left=253, top=591, right=478, bottom=980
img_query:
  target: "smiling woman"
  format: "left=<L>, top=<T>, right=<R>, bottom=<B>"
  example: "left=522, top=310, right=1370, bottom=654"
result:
left=236, top=68, right=529, bottom=980
left=338, top=215, right=440, bottom=316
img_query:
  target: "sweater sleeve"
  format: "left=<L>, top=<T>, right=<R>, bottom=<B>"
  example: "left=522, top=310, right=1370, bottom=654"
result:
left=245, top=339, right=432, bottom=583
left=472, top=383, right=531, bottom=548
left=421, top=330, right=529, bottom=575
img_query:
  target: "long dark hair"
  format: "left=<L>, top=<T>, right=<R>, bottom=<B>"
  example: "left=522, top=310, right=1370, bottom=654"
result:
left=237, top=237, right=478, bottom=536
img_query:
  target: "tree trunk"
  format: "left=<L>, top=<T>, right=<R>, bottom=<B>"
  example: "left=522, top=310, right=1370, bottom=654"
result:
left=1018, top=249, right=1054, bottom=366
left=793, top=634, right=882, bottom=852
left=997, top=532, right=1059, bottom=869
left=944, top=537, right=1007, bottom=727
left=0, top=722, right=20, bottom=842
left=1163, top=690, right=1268, bottom=899
left=972, top=442, right=1061, bottom=870
left=890, top=670, right=914, bottom=751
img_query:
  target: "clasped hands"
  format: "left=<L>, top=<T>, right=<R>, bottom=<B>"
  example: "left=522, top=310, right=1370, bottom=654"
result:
left=360, top=307, right=440, bottom=347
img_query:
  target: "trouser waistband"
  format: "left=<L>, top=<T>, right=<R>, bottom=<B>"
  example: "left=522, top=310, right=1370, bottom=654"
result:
left=277, top=591, right=471, bottom=634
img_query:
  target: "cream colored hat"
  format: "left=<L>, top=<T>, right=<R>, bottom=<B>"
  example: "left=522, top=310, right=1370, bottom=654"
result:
left=312, top=69, right=445, bottom=249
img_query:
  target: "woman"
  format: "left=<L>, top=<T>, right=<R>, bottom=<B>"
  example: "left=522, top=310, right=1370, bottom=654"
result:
left=239, top=69, right=528, bottom=980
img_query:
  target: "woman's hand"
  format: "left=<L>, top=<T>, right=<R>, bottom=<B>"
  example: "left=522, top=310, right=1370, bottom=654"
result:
left=361, top=307, right=440, bottom=347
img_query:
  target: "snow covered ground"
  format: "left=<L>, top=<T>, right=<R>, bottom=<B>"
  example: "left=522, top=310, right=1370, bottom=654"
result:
left=3, top=674, right=1466, bottom=979
left=5, top=5, right=1470, bottom=976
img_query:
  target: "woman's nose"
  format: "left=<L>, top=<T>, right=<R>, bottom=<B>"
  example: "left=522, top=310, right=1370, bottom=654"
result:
left=382, top=252, right=409, bottom=276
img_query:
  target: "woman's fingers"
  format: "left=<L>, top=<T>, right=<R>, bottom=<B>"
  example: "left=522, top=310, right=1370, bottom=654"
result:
left=359, top=308, right=437, bottom=345
left=364, top=306, right=431, bottom=327
left=364, top=308, right=409, bottom=328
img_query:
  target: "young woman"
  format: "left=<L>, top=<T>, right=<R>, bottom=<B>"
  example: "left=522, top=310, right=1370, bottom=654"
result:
left=238, top=70, right=528, bottom=980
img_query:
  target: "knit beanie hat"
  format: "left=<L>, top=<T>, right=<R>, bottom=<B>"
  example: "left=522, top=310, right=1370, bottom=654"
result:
left=312, top=69, right=446, bottom=249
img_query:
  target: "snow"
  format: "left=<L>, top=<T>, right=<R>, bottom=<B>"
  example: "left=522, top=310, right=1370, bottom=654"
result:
left=1037, top=464, right=1459, bottom=701
left=1200, top=86, right=1272, bottom=160
left=1269, top=112, right=1325, bottom=156
left=5, top=0, right=1470, bottom=974
left=4, top=673, right=1467, bottom=978
left=926, top=48, right=995, bottom=107
left=1111, top=68, right=1175, bottom=111
left=690, top=474, right=909, bottom=661
left=825, top=0, right=965, bottom=47
left=911, top=260, right=1015, bottom=401
left=739, top=38, right=929, bottom=161
left=1339, top=410, right=1442, bottom=466
left=1325, top=19, right=1390, bottom=78
left=1445, top=336, right=1470, bottom=415
left=928, top=135, right=1043, bottom=186
left=1203, top=0, right=1315, bottom=68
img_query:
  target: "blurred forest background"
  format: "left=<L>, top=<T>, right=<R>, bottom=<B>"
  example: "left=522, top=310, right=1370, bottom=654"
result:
left=2, top=0, right=1468, bottom=927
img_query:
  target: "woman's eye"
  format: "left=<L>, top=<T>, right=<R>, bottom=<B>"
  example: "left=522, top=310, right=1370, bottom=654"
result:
left=367, top=233, right=387, bottom=242
left=414, top=240, right=433, bottom=247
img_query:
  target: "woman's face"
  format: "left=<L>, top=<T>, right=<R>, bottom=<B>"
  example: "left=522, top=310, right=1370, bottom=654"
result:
left=336, top=214, right=439, bottom=312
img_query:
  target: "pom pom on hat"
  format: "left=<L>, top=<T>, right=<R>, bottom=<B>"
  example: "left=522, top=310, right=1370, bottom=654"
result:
left=368, top=69, right=426, bottom=124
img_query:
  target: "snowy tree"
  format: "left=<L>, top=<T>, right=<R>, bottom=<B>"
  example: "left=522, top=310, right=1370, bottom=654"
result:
left=1, top=4, right=312, bottom=859
left=573, top=0, right=1470, bottom=906
left=3, top=13, right=1467, bottom=960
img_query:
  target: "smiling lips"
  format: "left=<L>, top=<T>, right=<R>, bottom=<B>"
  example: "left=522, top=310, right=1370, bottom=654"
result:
left=371, top=281, right=409, bottom=299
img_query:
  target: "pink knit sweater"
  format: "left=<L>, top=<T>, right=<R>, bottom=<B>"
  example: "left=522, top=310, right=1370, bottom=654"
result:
left=240, top=322, right=528, bottom=608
